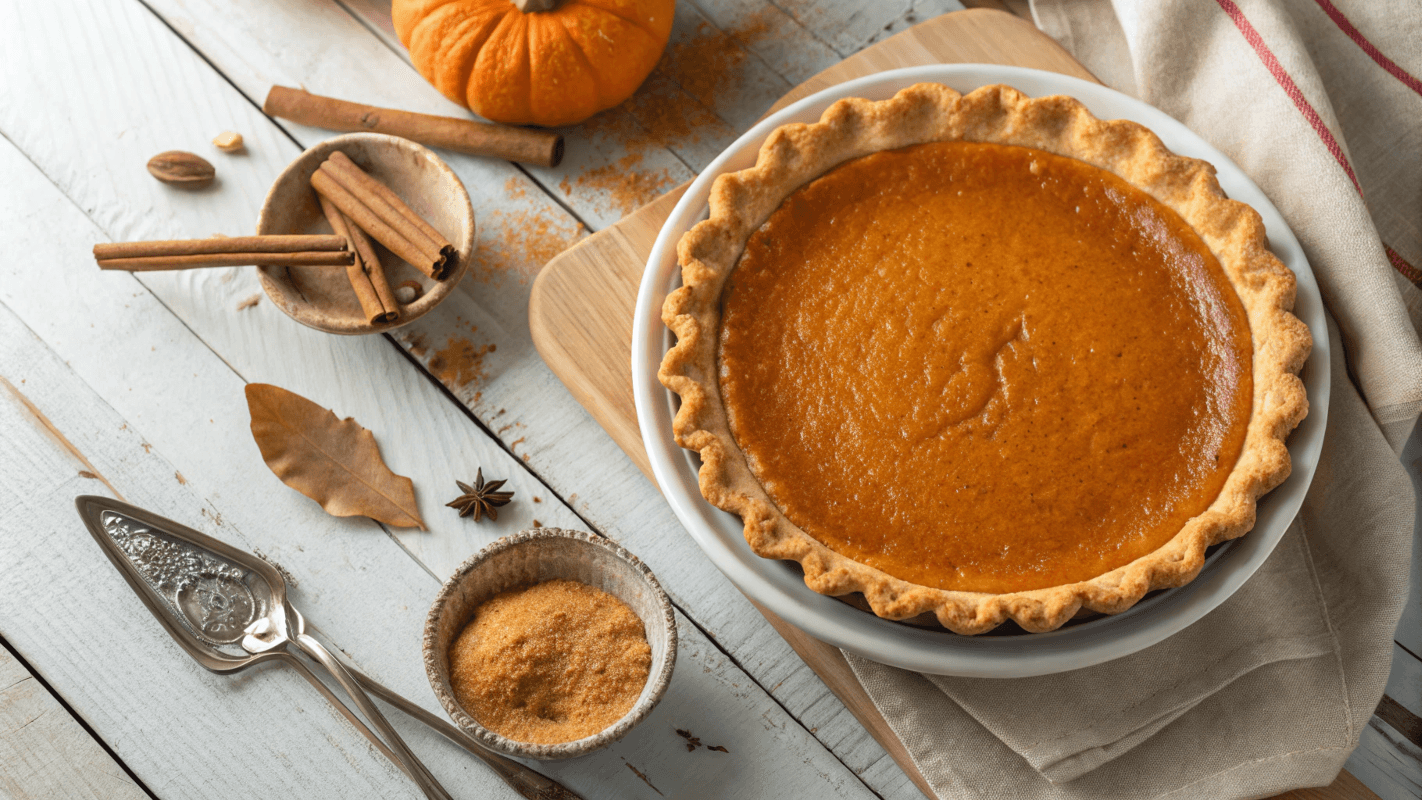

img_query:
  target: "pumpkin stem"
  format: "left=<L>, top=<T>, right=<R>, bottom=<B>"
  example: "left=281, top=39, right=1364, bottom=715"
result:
left=511, top=0, right=559, bottom=11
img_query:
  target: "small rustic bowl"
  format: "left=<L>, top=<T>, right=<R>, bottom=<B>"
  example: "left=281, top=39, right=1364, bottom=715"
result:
left=424, top=528, right=677, bottom=760
left=256, top=132, right=475, bottom=334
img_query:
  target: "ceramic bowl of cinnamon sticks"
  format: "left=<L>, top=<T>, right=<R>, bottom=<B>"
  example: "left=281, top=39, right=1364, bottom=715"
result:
left=256, top=132, right=475, bottom=334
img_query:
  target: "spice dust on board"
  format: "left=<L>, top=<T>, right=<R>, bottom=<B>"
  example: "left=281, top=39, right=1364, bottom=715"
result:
left=661, top=20, right=763, bottom=109
left=475, top=179, right=586, bottom=285
left=562, top=152, right=678, bottom=218
left=403, top=330, right=495, bottom=392
left=565, top=18, right=775, bottom=215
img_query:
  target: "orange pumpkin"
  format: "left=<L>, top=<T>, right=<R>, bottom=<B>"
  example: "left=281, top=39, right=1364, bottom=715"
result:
left=393, top=0, right=675, bottom=127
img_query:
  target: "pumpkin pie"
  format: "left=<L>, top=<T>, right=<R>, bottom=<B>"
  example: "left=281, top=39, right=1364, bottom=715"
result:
left=659, top=84, right=1310, bottom=635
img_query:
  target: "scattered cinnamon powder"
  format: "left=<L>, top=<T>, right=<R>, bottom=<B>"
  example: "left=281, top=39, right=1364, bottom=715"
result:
left=572, top=152, right=677, bottom=217
left=562, top=19, right=771, bottom=217
left=427, top=335, right=495, bottom=389
left=662, top=21, right=752, bottom=108
left=449, top=579, right=652, bottom=744
left=477, top=180, right=586, bottom=282
left=585, top=67, right=729, bottom=157
left=731, top=9, right=773, bottom=48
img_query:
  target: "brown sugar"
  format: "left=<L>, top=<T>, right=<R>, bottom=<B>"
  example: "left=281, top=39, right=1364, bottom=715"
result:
left=449, top=579, right=652, bottom=744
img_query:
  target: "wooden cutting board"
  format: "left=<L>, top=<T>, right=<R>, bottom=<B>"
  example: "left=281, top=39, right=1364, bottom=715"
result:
left=528, top=9, right=1374, bottom=800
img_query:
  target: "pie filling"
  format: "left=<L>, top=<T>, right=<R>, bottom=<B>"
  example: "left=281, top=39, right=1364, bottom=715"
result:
left=717, top=141, right=1253, bottom=594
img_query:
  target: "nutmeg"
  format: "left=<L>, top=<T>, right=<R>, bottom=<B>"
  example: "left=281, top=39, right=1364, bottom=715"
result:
left=147, top=151, right=215, bottom=187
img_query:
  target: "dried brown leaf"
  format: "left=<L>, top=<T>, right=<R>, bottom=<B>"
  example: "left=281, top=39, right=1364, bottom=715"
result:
left=245, top=383, right=425, bottom=529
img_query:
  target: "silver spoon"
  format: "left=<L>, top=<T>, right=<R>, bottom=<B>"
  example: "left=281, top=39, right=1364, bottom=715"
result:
left=75, top=495, right=580, bottom=800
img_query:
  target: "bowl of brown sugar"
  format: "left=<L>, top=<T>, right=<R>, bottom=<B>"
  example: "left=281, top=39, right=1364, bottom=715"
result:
left=424, top=528, right=677, bottom=759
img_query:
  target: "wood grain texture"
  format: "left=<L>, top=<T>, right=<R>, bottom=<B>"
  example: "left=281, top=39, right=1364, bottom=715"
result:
left=0, top=644, right=150, bottom=800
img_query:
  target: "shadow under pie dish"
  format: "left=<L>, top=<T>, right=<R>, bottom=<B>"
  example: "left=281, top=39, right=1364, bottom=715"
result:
left=658, top=83, right=1311, bottom=635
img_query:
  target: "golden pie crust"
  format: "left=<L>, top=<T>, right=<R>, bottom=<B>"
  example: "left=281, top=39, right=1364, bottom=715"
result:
left=659, top=84, right=1311, bottom=634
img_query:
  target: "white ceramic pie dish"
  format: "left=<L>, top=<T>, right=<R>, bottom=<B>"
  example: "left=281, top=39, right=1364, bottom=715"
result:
left=632, top=64, right=1330, bottom=677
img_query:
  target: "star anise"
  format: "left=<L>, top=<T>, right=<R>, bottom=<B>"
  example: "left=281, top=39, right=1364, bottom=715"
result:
left=446, top=469, right=514, bottom=521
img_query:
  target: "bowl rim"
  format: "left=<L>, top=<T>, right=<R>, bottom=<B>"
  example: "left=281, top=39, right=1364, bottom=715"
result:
left=423, top=527, right=678, bottom=760
left=255, top=131, right=475, bottom=335
left=630, top=63, right=1331, bottom=677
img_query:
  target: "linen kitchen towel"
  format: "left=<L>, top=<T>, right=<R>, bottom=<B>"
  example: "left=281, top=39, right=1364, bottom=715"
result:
left=846, top=1, right=1420, bottom=797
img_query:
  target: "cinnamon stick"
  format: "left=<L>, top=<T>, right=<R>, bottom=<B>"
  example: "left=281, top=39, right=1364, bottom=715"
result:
left=324, top=151, right=453, bottom=271
left=346, top=219, right=401, bottom=316
left=310, top=154, right=453, bottom=279
left=318, top=194, right=398, bottom=324
left=96, top=251, right=354, bottom=271
left=264, top=86, right=564, bottom=168
left=94, top=235, right=346, bottom=260
left=310, top=168, right=437, bottom=279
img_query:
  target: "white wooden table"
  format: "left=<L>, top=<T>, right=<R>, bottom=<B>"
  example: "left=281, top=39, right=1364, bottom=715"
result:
left=0, top=1, right=1418, bottom=799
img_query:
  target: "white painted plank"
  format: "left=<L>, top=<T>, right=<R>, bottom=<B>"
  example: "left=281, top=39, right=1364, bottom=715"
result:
left=0, top=96, right=882, bottom=800
left=5, top=0, right=931, bottom=794
left=1348, top=643, right=1422, bottom=800
left=0, top=644, right=150, bottom=800
left=0, top=323, right=426, bottom=800
left=333, top=0, right=816, bottom=196
left=1394, top=424, right=1422, bottom=660
left=686, top=0, right=845, bottom=86
left=1387, top=645, right=1422, bottom=719
left=0, top=292, right=878, bottom=800
left=1346, top=721, right=1422, bottom=800
left=768, top=0, right=916, bottom=56
left=150, top=0, right=690, bottom=233
left=135, top=1, right=921, bottom=792
left=0, top=0, right=590, bottom=608
left=0, top=4, right=920, bottom=798
left=868, top=0, right=969, bottom=48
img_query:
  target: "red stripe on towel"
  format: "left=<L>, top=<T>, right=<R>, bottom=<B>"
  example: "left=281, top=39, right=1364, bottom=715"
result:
left=1214, top=0, right=1363, bottom=195
left=1313, top=0, right=1422, bottom=97
left=1385, top=245, right=1422, bottom=288
left=1213, top=0, right=1420, bottom=285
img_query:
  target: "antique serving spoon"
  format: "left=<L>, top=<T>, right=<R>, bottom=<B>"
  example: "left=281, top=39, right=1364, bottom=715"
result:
left=75, top=495, right=580, bottom=800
